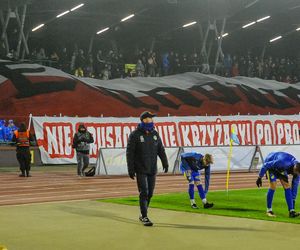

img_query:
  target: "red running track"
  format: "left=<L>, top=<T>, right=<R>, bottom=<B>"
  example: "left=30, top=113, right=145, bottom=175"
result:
left=0, top=171, right=264, bottom=206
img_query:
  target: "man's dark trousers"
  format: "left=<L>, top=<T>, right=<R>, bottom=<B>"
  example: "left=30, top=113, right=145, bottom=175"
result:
left=136, top=173, right=156, bottom=218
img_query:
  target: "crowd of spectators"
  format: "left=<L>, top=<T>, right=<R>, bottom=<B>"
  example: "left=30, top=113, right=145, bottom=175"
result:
left=0, top=120, right=18, bottom=143
left=9, top=45, right=300, bottom=83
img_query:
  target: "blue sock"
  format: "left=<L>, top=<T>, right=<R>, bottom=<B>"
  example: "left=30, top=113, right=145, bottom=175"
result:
left=285, top=188, right=293, bottom=211
left=197, top=184, right=206, bottom=200
left=188, top=184, right=194, bottom=199
left=267, top=189, right=275, bottom=210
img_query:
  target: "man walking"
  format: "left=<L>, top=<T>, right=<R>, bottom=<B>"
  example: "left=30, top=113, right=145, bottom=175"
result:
left=126, top=111, right=169, bottom=226
left=72, top=124, right=94, bottom=177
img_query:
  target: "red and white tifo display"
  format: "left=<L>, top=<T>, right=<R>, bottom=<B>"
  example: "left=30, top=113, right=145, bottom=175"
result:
left=32, top=115, right=300, bottom=173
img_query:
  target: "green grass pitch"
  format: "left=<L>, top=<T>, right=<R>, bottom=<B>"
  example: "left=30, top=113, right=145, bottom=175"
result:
left=100, top=188, right=300, bottom=224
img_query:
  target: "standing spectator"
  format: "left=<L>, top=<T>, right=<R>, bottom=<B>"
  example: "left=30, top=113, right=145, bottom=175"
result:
left=174, top=52, right=182, bottom=73
left=223, top=54, right=232, bottom=77
left=74, top=49, right=86, bottom=77
left=12, top=122, right=34, bottom=177
left=147, top=52, right=156, bottom=77
left=36, top=48, right=47, bottom=61
left=72, top=124, right=94, bottom=177
left=136, top=59, right=145, bottom=76
left=231, top=63, right=239, bottom=77
left=30, top=48, right=37, bottom=60
left=247, top=60, right=255, bottom=77
left=85, top=53, right=94, bottom=78
left=58, top=47, right=70, bottom=73
left=126, top=111, right=169, bottom=226
left=162, top=53, right=170, bottom=76
left=182, top=53, right=188, bottom=72
left=70, top=51, right=77, bottom=74
left=118, top=53, right=125, bottom=78
left=168, top=51, right=175, bottom=74
left=239, top=57, right=247, bottom=76
left=190, top=52, right=200, bottom=72
left=95, top=50, right=104, bottom=78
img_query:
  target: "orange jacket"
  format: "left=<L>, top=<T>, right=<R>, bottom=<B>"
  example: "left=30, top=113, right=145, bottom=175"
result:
left=14, top=130, right=30, bottom=147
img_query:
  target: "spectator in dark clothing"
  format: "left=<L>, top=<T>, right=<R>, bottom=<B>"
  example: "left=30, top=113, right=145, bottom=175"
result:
left=126, top=111, right=169, bottom=226
left=72, top=124, right=94, bottom=177
left=12, top=123, right=34, bottom=177
left=59, top=47, right=70, bottom=73
left=74, top=49, right=86, bottom=77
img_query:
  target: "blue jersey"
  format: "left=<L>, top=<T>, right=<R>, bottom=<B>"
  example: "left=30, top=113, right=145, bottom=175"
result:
left=259, top=152, right=298, bottom=178
left=180, top=152, right=211, bottom=193
left=259, top=152, right=299, bottom=200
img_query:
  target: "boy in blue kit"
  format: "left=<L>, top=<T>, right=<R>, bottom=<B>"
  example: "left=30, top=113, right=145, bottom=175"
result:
left=180, top=152, right=214, bottom=209
left=256, top=152, right=300, bottom=218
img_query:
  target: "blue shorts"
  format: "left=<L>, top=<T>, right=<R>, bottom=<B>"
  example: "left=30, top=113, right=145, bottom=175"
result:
left=185, top=170, right=201, bottom=183
left=267, top=170, right=288, bottom=183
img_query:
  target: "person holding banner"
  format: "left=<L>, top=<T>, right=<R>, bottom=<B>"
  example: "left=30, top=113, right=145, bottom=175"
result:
left=126, top=111, right=169, bottom=227
left=256, top=152, right=300, bottom=218
left=180, top=152, right=214, bottom=209
left=72, top=124, right=94, bottom=177
left=12, top=123, right=34, bottom=177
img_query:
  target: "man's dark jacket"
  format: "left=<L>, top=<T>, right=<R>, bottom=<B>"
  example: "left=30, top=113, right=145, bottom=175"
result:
left=126, top=125, right=168, bottom=175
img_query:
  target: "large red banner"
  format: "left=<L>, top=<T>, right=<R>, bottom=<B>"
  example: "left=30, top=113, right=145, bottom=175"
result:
left=32, top=115, right=300, bottom=164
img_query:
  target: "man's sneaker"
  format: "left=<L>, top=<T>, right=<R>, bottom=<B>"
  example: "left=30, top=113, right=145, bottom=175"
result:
left=203, top=202, right=214, bottom=209
left=266, top=211, right=276, bottom=217
left=19, top=174, right=25, bottom=177
left=289, top=211, right=300, bottom=218
left=140, top=217, right=153, bottom=226
left=191, top=204, right=198, bottom=209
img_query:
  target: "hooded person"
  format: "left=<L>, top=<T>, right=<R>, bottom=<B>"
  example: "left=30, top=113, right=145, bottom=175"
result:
left=72, top=124, right=94, bottom=176
left=126, top=111, right=169, bottom=226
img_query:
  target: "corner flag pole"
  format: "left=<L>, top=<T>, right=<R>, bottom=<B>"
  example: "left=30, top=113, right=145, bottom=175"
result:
left=28, top=113, right=32, bottom=130
left=226, top=127, right=240, bottom=194
left=226, top=139, right=233, bottom=194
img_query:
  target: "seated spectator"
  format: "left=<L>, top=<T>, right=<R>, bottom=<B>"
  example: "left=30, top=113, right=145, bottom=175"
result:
left=6, top=120, right=18, bottom=141
left=0, top=120, right=5, bottom=142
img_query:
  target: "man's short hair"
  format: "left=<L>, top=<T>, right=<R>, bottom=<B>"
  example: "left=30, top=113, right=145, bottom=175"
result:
left=204, top=154, right=213, bottom=164
left=296, top=162, right=300, bottom=172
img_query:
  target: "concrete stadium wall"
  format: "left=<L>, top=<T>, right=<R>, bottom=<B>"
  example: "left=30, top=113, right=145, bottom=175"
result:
left=0, top=146, right=42, bottom=167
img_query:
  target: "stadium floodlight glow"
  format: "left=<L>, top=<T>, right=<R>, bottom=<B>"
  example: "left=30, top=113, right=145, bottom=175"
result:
left=71, top=3, right=84, bottom=11
left=217, top=32, right=229, bottom=39
left=56, top=10, right=70, bottom=18
left=296, top=27, right=300, bottom=31
left=242, top=21, right=256, bottom=29
left=182, top=21, right=197, bottom=28
left=32, top=23, right=44, bottom=32
left=121, top=14, right=135, bottom=22
left=96, top=27, right=110, bottom=34
left=256, top=15, right=270, bottom=23
left=269, top=36, right=282, bottom=43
